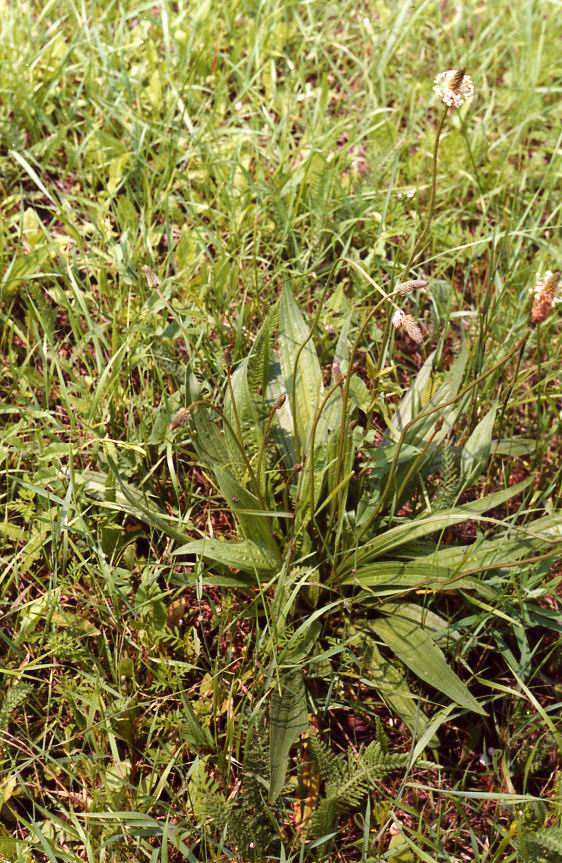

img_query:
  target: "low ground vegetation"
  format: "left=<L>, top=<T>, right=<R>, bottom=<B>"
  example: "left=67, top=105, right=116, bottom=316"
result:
left=1, top=1, right=561, bottom=861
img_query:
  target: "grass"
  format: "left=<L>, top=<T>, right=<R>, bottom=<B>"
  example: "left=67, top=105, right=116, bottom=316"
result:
left=1, top=0, right=561, bottom=860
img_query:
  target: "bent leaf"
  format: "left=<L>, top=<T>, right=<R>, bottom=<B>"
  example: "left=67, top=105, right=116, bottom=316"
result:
left=173, top=538, right=279, bottom=576
left=372, top=611, right=485, bottom=715
left=353, top=632, right=432, bottom=738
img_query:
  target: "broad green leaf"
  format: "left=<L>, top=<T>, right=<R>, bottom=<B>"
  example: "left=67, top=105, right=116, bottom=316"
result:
left=491, top=437, right=537, bottom=456
left=224, top=357, right=264, bottom=474
left=269, top=670, right=308, bottom=802
left=349, top=375, right=371, bottom=411
left=367, top=443, right=422, bottom=479
left=404, top=344, right=469, bottom=447
left=185, top=374, right=247, bottom=480
left=458, top=477, right=531, bottom=514
left=344, top=561, right=483, bottom=593
left=279, top=284, right=323, bottom=453
left=172, top=538, right=279, bottom=576
left=377, top=602, right=459, bottom=643
left=349, top=507, right=562, bottom=594
left=353, top=632, right=431, bottom=737
left=417, top=513, right=562, bottom=573
left=174, top=571, right=256, bottom=588
left=213, top=467, right=279, bottom=555
left=247, top=308, right=277, bottom=400
left=390, top=350, right=436, bottom=439
left=372, top=612, right=485, bottom=715
left=266, top=357, right=297, bottom=467
left=460, top=401, right=497, bottom=488
left=299, top=318, right=350, bottom=526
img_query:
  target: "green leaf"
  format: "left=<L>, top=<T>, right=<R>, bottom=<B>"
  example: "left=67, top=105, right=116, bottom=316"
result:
left=224, top=357, right=264, bottom=472
left=416, top=513, right=562, bottom=573
left=349, top=375, right=371, bottom=411
left=213, top=467, right=279, bottom=555
left=279, top=284, right=323, bottom=453
left=185, top=374, right=247, bottom=480
left=172, top=538, right=279, bottom=576
left=390, top=350, right=436, bottom=439
left=378, top=602, right=459, bottom=643
left=460, top=401, right=497, bottom=488
left=345, top=561, right=482, bottom=594
left=354, top=633, right=431, bottom=737
left=269, top=670, right=308, bottom=802
left=491, top=437, right=537, bottom=456
left=266, top=357, right=297, bottom=467
left=404, top=345, right=469, bottom=447
left=339, top=478, right=533, bottom=575
left=180, top=699, right=214, bottom=751
left=372, top=610, right=485, bottom=715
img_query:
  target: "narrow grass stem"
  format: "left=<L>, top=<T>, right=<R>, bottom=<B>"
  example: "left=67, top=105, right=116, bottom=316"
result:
left=405, top=105, right=449, bottom=271
left=256, top=401, right=283, bottom=497
left=354, top=337, right=528, bottom=548
left=226, top=362, right=245, bottom=448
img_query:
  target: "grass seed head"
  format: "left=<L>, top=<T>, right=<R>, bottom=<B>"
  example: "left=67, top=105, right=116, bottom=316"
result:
left=531, top=271, right=561, bottom=324
left=170, top=406, right=192, bottom=429
left=397, top=279, right=428, bottom=295
left=332, top=361, right=345, bottom=386
left=401, top=314, right=423, bottom=344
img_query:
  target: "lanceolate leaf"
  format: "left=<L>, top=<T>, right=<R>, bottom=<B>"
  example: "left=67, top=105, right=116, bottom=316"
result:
left=372, top=611, right=485, bottom=715
left=460, top=401, right=497, bottom=488
left=212, top=467, right=279, bottom=554
left=403, top=345, right=469, bottom=448
left=339, top=478, right=533, bottom=576
left=344, top=561, right=482, bottom=593
left=266, top=357, right=297, bottom=467
left=269, top=670, right=308, bottom=802
left=279, top=284, right=323, bottom=454
left=390, top=350, right=436, bottom=439
left=172, top=538, right=280, bottom=576
left=354, top=632, right=432, bottom=737
left=224, top=357, right=264, bottom=470
left=185, top=373, right=247, bottom=480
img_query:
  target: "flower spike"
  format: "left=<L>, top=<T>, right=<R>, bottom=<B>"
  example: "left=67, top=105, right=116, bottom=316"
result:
left=434, top=68, right=474, bottom=109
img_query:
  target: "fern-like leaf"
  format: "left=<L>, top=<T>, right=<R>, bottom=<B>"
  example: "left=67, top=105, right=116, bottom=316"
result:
left=309, top=731, right=408, bottom=842
left=433, top=445, right=459, bottom=511
left=519, top=826, right=562, bottom=863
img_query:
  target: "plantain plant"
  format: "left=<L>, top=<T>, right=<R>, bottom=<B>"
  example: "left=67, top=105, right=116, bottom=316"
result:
left=79, top=67, right=562, bottom=853
left=161, top=281, right=562, bottom=813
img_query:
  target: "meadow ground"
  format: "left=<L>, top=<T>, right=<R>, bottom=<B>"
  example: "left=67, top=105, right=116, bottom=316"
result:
left=1, top=0, right=561, bottom=861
